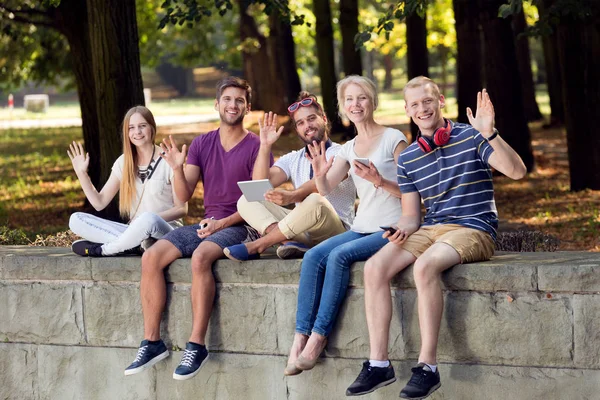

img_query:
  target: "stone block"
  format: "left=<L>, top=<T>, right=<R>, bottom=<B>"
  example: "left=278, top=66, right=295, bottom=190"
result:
left=539, top=260, right=600, bottom=293
left=213, top=257, right=302, bottom=285
left=0, top=282, right=85, bottom=344
left=24, top=94, right=49, bottom=113
left=37, top=345, right=155, bottom=400
left=0, top=343, right=38, bottom=400
left=402, top=291, right=573, bottom=367
left=0, top=246, right=91, bottom=281
left=84, top=282, right=143, bottom=347
left=90, top=257, right=142, bottom=282
left=574, top=294, right=600, bottom=368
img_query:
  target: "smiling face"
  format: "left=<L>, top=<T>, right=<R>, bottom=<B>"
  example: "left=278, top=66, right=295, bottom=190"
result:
left=292, top=106, right=328, bottom=145
left=342, top=83, right=374, bottom=124
left=216, top=86, right=250, bottom=127
left=404, top=83, right=446, bottom=136
left=127, top=112, right=154, bottom=147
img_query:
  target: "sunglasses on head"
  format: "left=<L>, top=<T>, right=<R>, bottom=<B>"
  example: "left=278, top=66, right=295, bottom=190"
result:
left=288, top=98, right=316, bottom=113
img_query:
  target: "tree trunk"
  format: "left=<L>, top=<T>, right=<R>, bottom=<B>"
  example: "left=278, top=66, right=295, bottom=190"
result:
left=383, top=53, right=393, bottom=90
left=364, top=50, right=376, bottom=84
left=453, top=0, right=482, bottom=123
left=512, top=10, right=543, bottom=121
left=269, top=8, right=301, bottom=106
left=238, top=1, right=285, bottom=113
left=555, top=8, right=600, bottom=191
left=87, top=0, right=145, bottom=186
left=339, top=0, right=362, bottom=76
left=312, top=0, right=346, bottom=135
left=538, top=0, right=564, bottom=126
left=406, top=11, right=429, bottom=139
left=478, top=0, right=534, bottom=172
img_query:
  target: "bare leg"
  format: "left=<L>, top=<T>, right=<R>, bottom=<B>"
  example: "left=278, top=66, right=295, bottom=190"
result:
left=188, top=241, right=224, bottom=344
left=243, top=223, right=286, bottom=254
left=364, top=243, right=415, bottom=360
left=413, top=243, right=460, bottom=364
left=141, top=240, right=182, bottom=340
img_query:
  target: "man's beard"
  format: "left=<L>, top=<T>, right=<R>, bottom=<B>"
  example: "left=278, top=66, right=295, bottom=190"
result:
left=220, top=111, right=245, bottom=127
left=301, top=127, right=326, bottom=145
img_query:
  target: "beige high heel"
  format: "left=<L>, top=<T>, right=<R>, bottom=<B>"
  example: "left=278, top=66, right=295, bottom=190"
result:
left=294, top=338, right=328, bottom=371
left=284, top=362, right=302, bottom=376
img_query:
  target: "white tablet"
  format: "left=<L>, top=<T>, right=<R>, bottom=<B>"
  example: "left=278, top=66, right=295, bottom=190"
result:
left=237, top=179, right=273, bottom=202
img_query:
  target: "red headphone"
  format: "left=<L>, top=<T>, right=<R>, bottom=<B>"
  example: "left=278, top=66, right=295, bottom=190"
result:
left=416, top=119, right=452, bottom=153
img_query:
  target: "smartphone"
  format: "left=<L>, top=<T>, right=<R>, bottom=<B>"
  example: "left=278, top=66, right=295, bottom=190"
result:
left=380, top=226, right=398, bottom=235
left=354, top=158, right=370, bottom=167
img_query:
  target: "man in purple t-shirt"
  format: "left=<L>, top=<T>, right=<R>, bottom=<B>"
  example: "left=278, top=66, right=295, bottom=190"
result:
left=124, top=77, right=272, bottom=380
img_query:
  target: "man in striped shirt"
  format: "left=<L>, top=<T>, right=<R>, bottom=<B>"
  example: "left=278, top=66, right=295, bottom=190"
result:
left=346, top=76, right=526, bottom=399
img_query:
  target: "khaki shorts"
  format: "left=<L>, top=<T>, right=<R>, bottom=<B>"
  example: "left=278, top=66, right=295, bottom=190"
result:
left=402, top=224, right=495, bottom=264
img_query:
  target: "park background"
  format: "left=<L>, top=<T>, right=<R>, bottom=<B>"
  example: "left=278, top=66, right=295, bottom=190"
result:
left=0, top=0, right=598, bottom=251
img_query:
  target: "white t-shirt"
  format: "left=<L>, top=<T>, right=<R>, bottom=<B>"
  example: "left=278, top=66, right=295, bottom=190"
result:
left=337, top=128, right=407, bottom=233
left=274, top=143, right=356, bottom=228
left=112, top=145, right=182, bottom=227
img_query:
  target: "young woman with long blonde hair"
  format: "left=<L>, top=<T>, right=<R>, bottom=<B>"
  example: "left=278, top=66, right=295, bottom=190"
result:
left=68, top=106, right=187, bottom=256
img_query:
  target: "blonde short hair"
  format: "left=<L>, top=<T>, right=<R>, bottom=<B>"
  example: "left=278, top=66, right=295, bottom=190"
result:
left=336, top=75, right=378, bottom=119
left=403, top=76, right=441, bottom=99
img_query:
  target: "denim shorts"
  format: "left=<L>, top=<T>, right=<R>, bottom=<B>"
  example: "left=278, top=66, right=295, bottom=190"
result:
left=162, top=223, right=259, bottom=258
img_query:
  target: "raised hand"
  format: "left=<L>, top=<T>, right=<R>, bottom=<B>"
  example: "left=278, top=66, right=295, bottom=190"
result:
left=258, top=111, right=284, bottom=146
left=466, top=88, right=495, bottom=137
left=67, top=141, right=89, bottom=175
left=353, top=160, right=382, bottom=186
left=265, top=189, right=294, bottom=206
left=306, top=140, right=334, bottom=177
left=160, top=135, right=187, bottom=170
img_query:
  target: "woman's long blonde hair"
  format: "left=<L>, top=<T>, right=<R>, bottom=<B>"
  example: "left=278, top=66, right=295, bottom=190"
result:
left=119, top=106, right=157, bottom=220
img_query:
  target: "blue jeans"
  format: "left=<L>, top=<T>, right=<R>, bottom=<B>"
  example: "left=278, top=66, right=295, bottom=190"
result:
left=295, top=230, right=388, bottom=336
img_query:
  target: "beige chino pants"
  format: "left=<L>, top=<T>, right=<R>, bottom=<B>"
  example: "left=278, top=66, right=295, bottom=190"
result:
left=237, top=193, right=347, bottom=247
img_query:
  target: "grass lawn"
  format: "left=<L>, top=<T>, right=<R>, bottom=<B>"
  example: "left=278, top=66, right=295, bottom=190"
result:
left=0, top=90, right=595, bottom=250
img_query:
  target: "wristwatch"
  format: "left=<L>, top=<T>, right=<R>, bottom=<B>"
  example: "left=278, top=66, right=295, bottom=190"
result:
left=487, top=128, right=499, bottom=142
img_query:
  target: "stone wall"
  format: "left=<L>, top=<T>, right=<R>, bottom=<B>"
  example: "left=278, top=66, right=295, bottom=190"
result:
left=1, top=246, right=600, bottom=399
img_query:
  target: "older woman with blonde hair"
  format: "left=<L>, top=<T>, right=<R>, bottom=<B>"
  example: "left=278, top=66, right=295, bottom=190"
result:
left=68, top=105, right=187, bottom=256
left=284, top=75, right=408, bottom=375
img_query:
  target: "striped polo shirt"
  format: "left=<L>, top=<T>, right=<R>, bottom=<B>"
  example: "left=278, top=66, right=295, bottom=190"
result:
left=397, top=120, right=498, bottom=240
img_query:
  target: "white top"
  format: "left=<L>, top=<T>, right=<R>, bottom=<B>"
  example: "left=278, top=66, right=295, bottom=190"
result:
left=112, top=145, right=182, bottom=227
left=274, top=143, right=356, bottom=228
left=337, top=128, right=407, bottom=233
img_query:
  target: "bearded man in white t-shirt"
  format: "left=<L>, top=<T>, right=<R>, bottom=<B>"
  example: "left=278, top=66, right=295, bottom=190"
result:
left=224, top=92, right=356, bottom=261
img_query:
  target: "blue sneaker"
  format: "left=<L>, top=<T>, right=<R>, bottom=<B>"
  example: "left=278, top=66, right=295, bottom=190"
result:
left=124, top=339, right=169, bottom=376
left=223, top=244, right=260, bottom=262
left=173, top=342, right=209, bottom=380
left=276, top=241, right=310, bottom=259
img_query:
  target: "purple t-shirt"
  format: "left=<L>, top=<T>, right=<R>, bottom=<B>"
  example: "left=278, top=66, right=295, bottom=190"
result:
left=186, top=129, right=271, bottom=220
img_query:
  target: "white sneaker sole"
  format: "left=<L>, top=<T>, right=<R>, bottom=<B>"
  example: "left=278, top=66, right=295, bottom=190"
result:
left=124, top=350, right=169, bottom=376
left=172, top=354, right=210, bottom=381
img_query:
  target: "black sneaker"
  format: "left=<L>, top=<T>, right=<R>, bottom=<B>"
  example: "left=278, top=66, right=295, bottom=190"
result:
left=173, top=342, right=209, bottom=381
left=124, top=339, right=169, bottom=376
left=71, top=240, right=103, bottom=257
left=121, top=245, right=144, bottom=256
left=399, top=363, right=441, bottom=399
left=346, top=361, right=396, bottom=396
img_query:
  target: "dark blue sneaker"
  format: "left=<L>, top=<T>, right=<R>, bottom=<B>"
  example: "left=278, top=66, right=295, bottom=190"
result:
left=223, top=244, right=260, bottom=262
left=399, top=363, right=441, bottom=399
left=346, top=361, right=396, bottom=396
left=124, top=339, right=169, bottom=376
left=71, top=240, right=103, bottom=257
left=173, top=342, right=209, bottom=380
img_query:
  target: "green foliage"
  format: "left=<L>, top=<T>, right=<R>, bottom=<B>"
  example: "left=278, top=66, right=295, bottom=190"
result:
left=0, top=226, right=30, bottom=245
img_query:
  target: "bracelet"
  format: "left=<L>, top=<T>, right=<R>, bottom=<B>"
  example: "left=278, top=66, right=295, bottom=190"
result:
left=487, top=128, right=499, bottom=142
left=373, top=174, right=383, bottom=189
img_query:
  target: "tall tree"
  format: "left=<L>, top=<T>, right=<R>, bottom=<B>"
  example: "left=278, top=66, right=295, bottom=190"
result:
left=406, top=11, right=429, bottom=139
left=453, top=0, right=482, bottom=123
left=312, top=0, right=345, bottom=134
left=339, top=0, right=363, bottom=76
left=237, top=0, right=286, bottom=113
left=478, top=0, right=534, bottom=172
left=269, top=4, right=301, bottom=105
left=554, top=1, right=600, bottom=190
left=512, top=9, right=543, bottom=121
left=538, top=0, right=564, bottom=126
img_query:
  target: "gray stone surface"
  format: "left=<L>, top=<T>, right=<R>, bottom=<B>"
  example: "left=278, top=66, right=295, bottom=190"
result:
left=90, top=257, right=142, bottom=282
left=0, top=246, right=90, bottom=281
left=0, top=343, right=38, bottom=400
left=402, top=291, right=574, bottom=367
left=37, top=345, right=155, bottom=400
left=0, top=282, right=86, bottom=345
left=84, top=282, right=144, bottom=347
left=539, top=259, right=600, bottom=292
left=574, top=294, right=600, bottom=368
